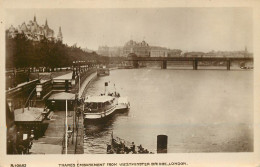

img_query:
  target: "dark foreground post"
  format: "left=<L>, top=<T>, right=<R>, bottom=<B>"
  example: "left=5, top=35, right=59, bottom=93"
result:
left=133, top=60, right=139, bottom=68
left=226, top=59, right=231, bottom=70
left=193, top=59, right=198, bottom=70
left=161, top=60, right=167, bottom=69
left=157, top=135, right=168, bottom=153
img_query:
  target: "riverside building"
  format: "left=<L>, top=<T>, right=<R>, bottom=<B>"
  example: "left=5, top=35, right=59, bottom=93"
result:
left=7, top=15, right=63, bottom=42
left=97, top=40, right=181, bottom=57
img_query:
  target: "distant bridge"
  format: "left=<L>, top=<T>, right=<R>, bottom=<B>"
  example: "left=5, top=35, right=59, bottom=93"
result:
left=125, top=57, right=253, bottom=70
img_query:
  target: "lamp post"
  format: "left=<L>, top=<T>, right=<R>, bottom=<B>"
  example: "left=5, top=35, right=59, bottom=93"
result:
left=65, top=99, right=68, bottom=154
left=79, top=72, right=80, bottom=96
left=72, top=94, right=78, bottom=145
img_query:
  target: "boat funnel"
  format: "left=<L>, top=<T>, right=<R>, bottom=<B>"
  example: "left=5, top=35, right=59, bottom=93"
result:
left=104, top=82, right=108, bottom=95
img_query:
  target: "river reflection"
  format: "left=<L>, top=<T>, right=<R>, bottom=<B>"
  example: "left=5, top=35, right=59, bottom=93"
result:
left=84, top=111, right=130, bottom=135
left=84, top=110, right=130, bottom=154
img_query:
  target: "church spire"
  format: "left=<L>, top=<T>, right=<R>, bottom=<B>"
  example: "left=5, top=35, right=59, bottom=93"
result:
left=57, top=26, right=63, bottom=42
left=45, top=19, right=48, bottom=26
left=34, top=15, right=36, bottom=22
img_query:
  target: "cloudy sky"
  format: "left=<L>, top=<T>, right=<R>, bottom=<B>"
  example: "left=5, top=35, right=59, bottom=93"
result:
left=5, top=8, right=252, bottom=52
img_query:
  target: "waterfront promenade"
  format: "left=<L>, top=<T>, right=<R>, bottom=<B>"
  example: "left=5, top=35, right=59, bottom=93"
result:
left=30, top=110, right=85, bottom=154
left=30, top=111, right=65, bottom=154
left=30, top=70, right=96, bottom=154
left=78, top=72, right=97, bottom=97
left=71, top=69, right=97, bottom=96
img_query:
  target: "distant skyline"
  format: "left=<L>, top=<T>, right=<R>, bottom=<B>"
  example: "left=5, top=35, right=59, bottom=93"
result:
left=5, top=8, right=253, bottom=52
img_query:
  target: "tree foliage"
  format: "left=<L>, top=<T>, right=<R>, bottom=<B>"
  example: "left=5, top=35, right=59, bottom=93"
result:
left=6, top=33, right=108, bottom=69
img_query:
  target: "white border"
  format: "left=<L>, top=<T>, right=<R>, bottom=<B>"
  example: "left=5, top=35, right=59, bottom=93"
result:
left=0, top=1, right=259, bottom=167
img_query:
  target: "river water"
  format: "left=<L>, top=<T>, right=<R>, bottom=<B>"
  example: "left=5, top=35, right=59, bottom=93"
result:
left=83, top=68, right=253, bottom=153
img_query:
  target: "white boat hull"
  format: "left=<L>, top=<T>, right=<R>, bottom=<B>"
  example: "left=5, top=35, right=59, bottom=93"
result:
left=116, top=103, right=130, bottom=110
left=116, top=97, right=130, bottom=110
left=84, top=105, right=116, bottom=120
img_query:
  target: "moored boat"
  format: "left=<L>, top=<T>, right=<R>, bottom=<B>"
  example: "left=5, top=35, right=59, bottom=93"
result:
left=83, top=95, right=117, bottom=120
left=97, top=66, right=110, bottom=76
left=83, top=82, right=130, bottom=120
left=118, top=65, right=134, bottom=69
left=240, top=66, right=253, bottom=70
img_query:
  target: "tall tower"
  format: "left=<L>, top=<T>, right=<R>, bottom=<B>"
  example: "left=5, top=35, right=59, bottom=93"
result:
left=245, top=46, right=248, bottom=53
left=57, top=26, right=63, bottom=42
left=244, top=46, right=248, bottom=57
left=34, top=15, right=36, bottom=22
left=45, top=19, right=49, bottom=28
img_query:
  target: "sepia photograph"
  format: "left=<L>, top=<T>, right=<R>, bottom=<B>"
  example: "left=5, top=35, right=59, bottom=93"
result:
left=1, top=1, right=260, bottom=167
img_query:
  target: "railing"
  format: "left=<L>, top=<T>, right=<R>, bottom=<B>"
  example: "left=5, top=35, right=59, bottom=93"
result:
left=6, top=79, right=39, bottom=96
left=24, top=87, right=36, bottom=107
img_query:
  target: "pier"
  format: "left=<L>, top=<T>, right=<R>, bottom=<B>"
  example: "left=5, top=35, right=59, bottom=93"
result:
left=6, top=66, right=97, bottom=154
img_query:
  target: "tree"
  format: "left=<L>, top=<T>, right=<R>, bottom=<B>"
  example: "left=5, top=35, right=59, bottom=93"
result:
left=6, top=31, right=104, bottom=69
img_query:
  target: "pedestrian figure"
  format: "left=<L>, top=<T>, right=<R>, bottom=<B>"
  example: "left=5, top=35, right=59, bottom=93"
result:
left=16, top=132, right=22, bottom=154
left=138, top=144, right=144, bottom=153
left=131, top=142, right=135, bottom=153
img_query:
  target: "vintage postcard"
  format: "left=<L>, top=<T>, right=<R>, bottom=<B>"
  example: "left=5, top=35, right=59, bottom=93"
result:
left=1, top=0, right=260, bottom=167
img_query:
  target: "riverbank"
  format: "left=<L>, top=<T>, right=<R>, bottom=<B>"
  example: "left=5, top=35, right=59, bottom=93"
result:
left=79, top=72, right=97, bottom=97
left=71, top=69, right=97, bottom=95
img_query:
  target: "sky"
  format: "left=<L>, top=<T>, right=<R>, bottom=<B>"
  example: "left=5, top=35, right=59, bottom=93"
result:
left=5, top=8, right=253, bottom=52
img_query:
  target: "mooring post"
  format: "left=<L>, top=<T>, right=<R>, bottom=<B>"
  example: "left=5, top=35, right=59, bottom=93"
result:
left=193, top=59, right=198, bottom=70
left=133, top=60, right=139, bottom=68
left=227, top=59, right=231, bottom=70
left=157, top=135, right=168, bottom=153
left=161, top=60, right=167, bottom=69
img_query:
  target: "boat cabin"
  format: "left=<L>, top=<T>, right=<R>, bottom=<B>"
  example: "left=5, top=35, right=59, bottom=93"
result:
left=97, top=66, right=110, bottom=76
left=84, top=96, right=116, bottom=112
